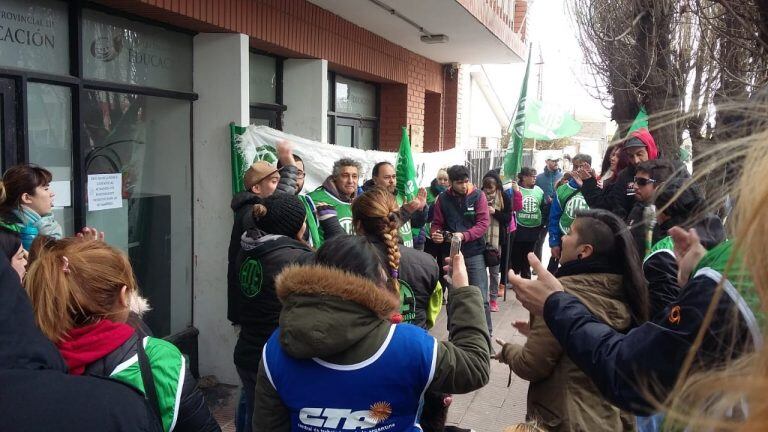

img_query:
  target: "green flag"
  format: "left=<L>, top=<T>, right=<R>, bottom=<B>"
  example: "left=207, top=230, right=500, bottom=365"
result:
left=523, top=100, right=582, bottom=140
left=503, top=47, right=532, bottom=181
left=395, top=127, right=418, bottom=201
left=230, top=123, right=279, bottom=195
left=627, top=106, right=648, bottom=135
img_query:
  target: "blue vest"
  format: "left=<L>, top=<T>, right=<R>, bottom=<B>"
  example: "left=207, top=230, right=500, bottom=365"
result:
left=263, top=324, right=437, bottom=432
left=437, top=189, right=484, bottom=257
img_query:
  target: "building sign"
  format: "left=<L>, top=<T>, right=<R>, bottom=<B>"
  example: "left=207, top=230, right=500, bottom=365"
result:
left=82, top=9, right=192, bottom=92
left=335, top=76, right=376, bottom=117
left=0, top=0, right=69, bottom=74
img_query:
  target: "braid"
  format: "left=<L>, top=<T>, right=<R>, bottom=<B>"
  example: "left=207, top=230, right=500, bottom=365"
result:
left=351, top=187, right=403, bottom=294
left=382, top=212, right=401, bottom=294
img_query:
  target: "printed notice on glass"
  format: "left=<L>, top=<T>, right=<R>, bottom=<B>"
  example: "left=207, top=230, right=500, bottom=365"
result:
left=87, top=174, right=123, bottom=211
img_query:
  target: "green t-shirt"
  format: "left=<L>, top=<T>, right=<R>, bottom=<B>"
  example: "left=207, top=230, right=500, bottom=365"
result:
left=307, top=187, right=355, bottom=243
left=395, top=194, right=414, bottom=248
left=518, top=186, right=544, bottom=228
left=556, top=183, right=589, bottom=234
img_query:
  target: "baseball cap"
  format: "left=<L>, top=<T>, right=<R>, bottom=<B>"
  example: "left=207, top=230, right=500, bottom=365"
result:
left=244, top=161, right=281, bottom=190
left=624, top=137, right=646, bottom=149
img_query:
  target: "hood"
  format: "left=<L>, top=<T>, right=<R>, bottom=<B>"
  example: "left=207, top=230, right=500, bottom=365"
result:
left=0, top=255, right=67, bottom=372
left=321, top=176, right=357, bottom=203
left=240, top=230, right=302, bottom=255
left=231, top=190, right=261, bottom=212
left=630, top=129, right=659, bottom=160
left=429, top=178, right=446, bottom=197
left=482, top=171, right=503, bottom=189
left=274, top=265, right=399, bottom=359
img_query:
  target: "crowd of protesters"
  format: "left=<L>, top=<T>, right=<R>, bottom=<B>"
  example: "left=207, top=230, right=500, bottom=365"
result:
left=3, top=116, right=768, bottom=432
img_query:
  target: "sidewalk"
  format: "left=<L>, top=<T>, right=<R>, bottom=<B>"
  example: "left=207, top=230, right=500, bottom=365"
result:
left=206, top=289, right=532, bottom=432
left=431, top=289, right=530, bottom=432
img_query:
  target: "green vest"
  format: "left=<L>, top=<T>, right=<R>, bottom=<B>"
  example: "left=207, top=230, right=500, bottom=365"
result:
left=395, top=194, right=414, bottom=248
left=298, top=194, right=322, bottom=248
left=643, top=236, right=675, bottom=263
left=110, top=337, right=185, bottom=432
left=556, top=183, right=589, bottom=235
left=518, top=186, right=544, bottom=228
left=308, top=187, right=355, bottom=243
left=693, top=240, right=763, bottom=347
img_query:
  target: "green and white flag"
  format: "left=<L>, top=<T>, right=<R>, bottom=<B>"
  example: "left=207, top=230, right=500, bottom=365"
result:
left=503, top=47, right=532, bottom=181
left=524, top=100, right=582, bottom=140
left=230, top=123, right=278, bottom=194
left=395, top=127, right=418, bottom=202
left=627, top=106, right=648, bottom=135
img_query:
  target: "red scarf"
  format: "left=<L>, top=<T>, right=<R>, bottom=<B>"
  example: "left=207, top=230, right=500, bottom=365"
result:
left=56, top=320, right=135, bottom=375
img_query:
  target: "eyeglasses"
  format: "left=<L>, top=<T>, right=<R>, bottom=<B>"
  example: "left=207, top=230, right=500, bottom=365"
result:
left=633, top=177, right=656, bottom=187
left=296, top=170, right=306, bottom=179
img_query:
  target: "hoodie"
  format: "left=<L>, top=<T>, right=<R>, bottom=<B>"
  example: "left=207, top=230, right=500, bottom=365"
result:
left=252, top=265, right=491, bottom=431
left=0, top=255, right=164, bottom=432
left=581, top=129, right=659, bottom=220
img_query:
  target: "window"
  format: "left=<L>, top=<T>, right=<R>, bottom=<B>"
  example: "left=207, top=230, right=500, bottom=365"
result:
left=249, top=52, right=284, bottom=128
left=328, top=72, right=379, bottom=150
left=0, top=0, right=69, bottom=75
left=83, top=90, right=192, bottom=335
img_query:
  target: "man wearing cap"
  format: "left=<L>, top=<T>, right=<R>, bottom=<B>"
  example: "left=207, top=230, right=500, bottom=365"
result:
left=578, top=129, right=659, bottom=221
left=534, top=157, right=563, bottom=260
left=228, top=142, right=299, bottom=326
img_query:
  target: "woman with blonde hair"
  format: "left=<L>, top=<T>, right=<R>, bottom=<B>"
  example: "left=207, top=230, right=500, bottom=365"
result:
left=25, top=238, right=219, bottom=432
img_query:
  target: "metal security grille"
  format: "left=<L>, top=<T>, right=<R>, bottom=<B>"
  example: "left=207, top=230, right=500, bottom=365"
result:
left=465, top=148, right=533, bottom=185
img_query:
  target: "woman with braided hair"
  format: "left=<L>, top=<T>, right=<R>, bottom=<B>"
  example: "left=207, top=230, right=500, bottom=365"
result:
left=352, top=187, right=442, bottom=329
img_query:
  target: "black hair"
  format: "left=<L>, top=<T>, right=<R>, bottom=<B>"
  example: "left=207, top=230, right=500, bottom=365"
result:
left=0, top=229, right=21, bottom=261
left=636, top=159, right=677, bottom=183
left=600, top=145, right=615, bottom=176
left=276, top=154, right=303, bottom=169
left=517, top=167, right=536, bottom=183
left=315, top=235, right=389, bottom=290
left=482, top=170, right=502, bottom=190
left=572, top=153, right=592, bottom=165
left=447, top=165, right=470, bottom=182
left=572, top=209, right=650, bottom=323
left=372, top=161, right=394, bottom=178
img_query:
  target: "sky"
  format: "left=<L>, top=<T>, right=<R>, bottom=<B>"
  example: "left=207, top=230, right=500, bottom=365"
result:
left=481, top=0, right=612, bottom=123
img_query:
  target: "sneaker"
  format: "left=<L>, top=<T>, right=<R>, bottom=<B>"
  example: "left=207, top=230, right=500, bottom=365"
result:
left=445, top=426, right=476, bottom=432
left=490, top=300, right=499, bottom=312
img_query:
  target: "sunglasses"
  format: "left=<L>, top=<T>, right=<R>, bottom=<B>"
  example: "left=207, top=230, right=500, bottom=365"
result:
left=633, top=177, right=656, bottom=187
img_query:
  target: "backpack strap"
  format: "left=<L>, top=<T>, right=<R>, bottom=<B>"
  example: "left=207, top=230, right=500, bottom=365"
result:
left=136, top=337, right=163, bottom=428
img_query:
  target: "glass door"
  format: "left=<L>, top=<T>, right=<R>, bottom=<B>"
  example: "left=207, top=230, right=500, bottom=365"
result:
left=0, top=78, right=19, bottom=170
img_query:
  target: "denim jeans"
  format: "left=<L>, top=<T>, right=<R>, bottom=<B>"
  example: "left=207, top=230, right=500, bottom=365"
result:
left=464, top=254, right=492, bottom=335
left=235, top=366, right=258, bottom=432
left=488, top=264, right=500, bottom=301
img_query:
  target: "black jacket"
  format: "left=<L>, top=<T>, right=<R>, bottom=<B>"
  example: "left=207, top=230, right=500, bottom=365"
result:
left=0, top=256, right=164, bottom=432
left=542, top=267, right=752, bottom=414
left=369, top=237, right=441, bottom=328
left=581, top=166, right=637, bottom=221
left=228, top=167, right=299, bottom=324
left=234, top=232, right=315, bottom=370
left=84, top=333, right=220, bottom=432
left=643, top=214, right=726, bottom=319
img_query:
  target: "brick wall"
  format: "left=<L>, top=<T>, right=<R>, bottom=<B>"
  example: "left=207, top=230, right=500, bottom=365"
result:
left=514, top=0, right=528, bottom=36
left=93, top=0, right=457, bottom=151
left=442, top=66, right=461, bottom=150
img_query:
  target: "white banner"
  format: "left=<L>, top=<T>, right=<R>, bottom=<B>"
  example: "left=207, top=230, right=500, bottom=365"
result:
left=235, top=126, right=466, bottom=192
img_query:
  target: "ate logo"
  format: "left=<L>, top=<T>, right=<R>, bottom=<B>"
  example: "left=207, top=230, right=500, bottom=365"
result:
left=564, top=194, right=588, bottom=218
left=239, top=258, right=263, bottom=298
left=522, top=196, right=538, bottom=214
left=398, top=280, right=416, bottom=323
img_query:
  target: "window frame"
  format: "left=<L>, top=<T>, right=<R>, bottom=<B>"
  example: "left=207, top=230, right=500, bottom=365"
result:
left=327, top=71, right=380, bottom=149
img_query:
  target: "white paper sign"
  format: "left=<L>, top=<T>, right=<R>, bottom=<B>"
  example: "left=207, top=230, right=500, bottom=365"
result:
left=87, top=174, right=123, bottom=211
left=49, top=181, right=71, bottom=208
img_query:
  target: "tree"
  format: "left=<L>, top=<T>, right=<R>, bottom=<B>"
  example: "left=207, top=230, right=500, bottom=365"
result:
left=570, top=0, right=768, bottom=164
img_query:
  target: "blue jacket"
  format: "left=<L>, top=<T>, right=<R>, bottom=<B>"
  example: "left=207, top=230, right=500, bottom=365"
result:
left=548, top=178, right=581, bottom=247
left=535, top=167, right=563, bottom=201
left=542, top=268, right=754, bottom=414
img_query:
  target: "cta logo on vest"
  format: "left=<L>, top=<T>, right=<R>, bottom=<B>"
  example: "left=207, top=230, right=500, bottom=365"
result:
left=299, top=402, right=394, bottom=431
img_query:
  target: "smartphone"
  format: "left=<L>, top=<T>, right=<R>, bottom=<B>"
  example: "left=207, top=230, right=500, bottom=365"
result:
left=450, top=235, right=462, bottom=259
